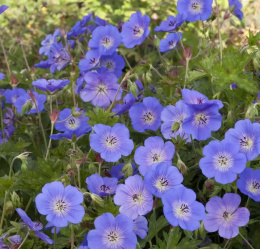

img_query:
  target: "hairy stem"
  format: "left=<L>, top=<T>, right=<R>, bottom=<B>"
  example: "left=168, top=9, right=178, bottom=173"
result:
left=45, top=122, right=54, bottom=161
left=0, top=191, right=8, bottom=231
left=215, top=0, right=223, bottom=64
left=239, top=233, right=254, bottom=249
left=35, top=104, right=48, bottom=151
left=18, top=231, right=30, bottom=249
left=0, top=38, right=11, bottom=74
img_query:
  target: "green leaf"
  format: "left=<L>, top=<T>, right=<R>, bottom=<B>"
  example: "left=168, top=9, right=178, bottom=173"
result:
left=186, top=71, right=209, bottom=84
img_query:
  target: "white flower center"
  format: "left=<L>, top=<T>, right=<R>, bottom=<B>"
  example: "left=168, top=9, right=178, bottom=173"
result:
left=194, top=112, right=208, bottom=126
left=51, top=197, right=69, bottom=215
left=65, top=117, right=80, bottom=130
left=142, top=110, right=155, bottom=125
left=97, top=84, right=107, bottom=94
left=173, top=201, right=191, bottom=220
left=132, top=193, right=144, bottom=204
left=147, top=149, right=166, bottom=166
left=133, top=26, right=144, bottom=38
left=246, top=179, right=260, bottom=195
left=104, top=60, right=114, bottom=70
left=101, top=36, right=114, bottom=49
left=222, top=211, right=232, bottom=221
left=213, top=152, right=233, bottom=172
left=155, top=177, right=169, bottom=192
left=104, top=134, right=119, bottom=149
left=189, top=0, right=204, bottom=14
left=239, top=135, right=254, bottom=152
left=103, top=228, right=123, bottom=247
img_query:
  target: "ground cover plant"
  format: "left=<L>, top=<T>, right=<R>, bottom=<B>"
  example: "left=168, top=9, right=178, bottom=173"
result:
left=0, top=0, right=260, bottom=248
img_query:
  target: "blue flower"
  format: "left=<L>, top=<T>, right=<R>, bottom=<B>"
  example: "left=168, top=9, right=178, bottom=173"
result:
left=90, top=123, right=134, bottom=162
left=162, top=186, right=205, bottom=231
left=182, top=102, right=222, bottom=141
left=8, top=235, right=22, bottom=246
left=80, top=71, right=122, bottom=107
left=237, top=168, right=260, bottom=202
left=88, top=25, right=121, bottom=55
left=161, top=100, right=190, bottom=141
left=134, top=136, right=175, bottom=176
left=144, top=162, right=183, bottom=197
left=97, top=52, right=125, bottom=78
left=32, top=79, right=70, bottom=94
left=45, top=222, right=60, bottom=234
left=0, top=73, right=5, bottom=80
left=75, top=71, right=87, bottom=94
left=87, top=213, right=137, bottom=249
left=0, top=126, right=15, bottom=144
left=203, top=193, right=250, bottom=239
left=159, top=32, right=182, bottom=52
left=121, top=11, right=150, bottom=48
left=92, top=15, right=108, bottom=26
left=114, top=175, right=153, bottom=219
left=181, top=89, right=223, bottom=108
left=50, top=126, right=91, bottom=141
left=155, top=15, right=185, bottom=32
left=54, top=108, right=91, bottom=133
left=49, top=42, right=70, bottom=73
left=34, top=60, right=52, bottom=70
left=15, top=91, right=46, bottom=114
left=3, top=108, right=14, bottom=126
left=228, top=0, right=244, bottom=20
left=67, top=13, right=93, bottom=38
left=35, top=181, right=85, bottom=227
left=200, top=139, right=247, bottom=184
left=133, top=216, right=148, bottom=239
left=129, top=97, right=164, bottom=132
left=0, top=5, right=8, bottom=14
left=16, top=208, right=54, bottom=244
left=86, top=174, right=118, bottom=197
left=109, top=162, right=138, bottom=180
left=177, top=0, right=213, bottom=22
left=78, top=234, right=89, bottom=249
left=4, top=87, right=26, bottom=104
left=225, top=119, right=260, bottom=161
left=39, top=29, right=61, bottom=56
left=78, top=50, right=101, bottom=73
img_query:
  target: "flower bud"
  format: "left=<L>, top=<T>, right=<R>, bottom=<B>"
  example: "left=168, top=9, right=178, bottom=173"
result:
left=224, top=11, right=230, bottom=20
left=71, top=107, right=83, bottom=117
left=11, top=73, right=19, bottom=87
left=11, top=191, right=21, bottom=209
left=122, top=161, right=133, bottom=178
left=129, top=80, right=138, bottom=99
left=177, top=156, right=187, bottom=175
left=94, top=153, right=102, bottom=164
left=16, top=152, right=31, bottom=162
left=21, top=161, right=28, bottom=173
left=171, top=122, right=180, bottom=133
left=6, top=201, right=14, bottom=214
left=245, top=104, right=258, bottom=121
left=90, top=193, right=104, bottom=207
left=28, top=91, right=36, bottom=103
left=203, top=179, right=214, bottom=194
left=183, top=46, right=193, bottom=60
left=50, top=109, right=60, bottom=124
left=153, top=35, right=160, bottom=48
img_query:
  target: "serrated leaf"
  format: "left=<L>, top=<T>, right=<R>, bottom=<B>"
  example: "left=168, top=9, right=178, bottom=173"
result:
left=186, top=71, right=209, bottom=84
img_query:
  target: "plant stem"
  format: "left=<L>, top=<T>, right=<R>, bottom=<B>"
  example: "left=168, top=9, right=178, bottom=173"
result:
left=72, top=81, right=76, bottom=107
left=35, top=104, right=48, bottom=151
left=0, top=106, right=5, bottom=143
left=215, top=0, right=223, bottom=64
left=45, top=123, right=54, bottom=161
left=223, top=239, right=230, bottom=249
left=239, top=233, right=254, bottom=249
left=184, top=59, right=190, bottom=87
left=9, top=156, right=18, bottom=178
left=0, top=38, right=11, bottom=74
left=18, top=231, right=30, bottom=249
left=24, top=198, right=32, bottom=213
left=55, top=115, right=73, bottom=123
left=98, top=162, right=102, bottom=175
left=77, top=165, right=81, bottom=189
left=245, top=196, right=250, bottom=208
left=150, top=65, right=164, bottom=79
left=0, top=191, right=8, bottom=230
left=49, top=95, right=53, bottom=113
left=149, top=240, right=153, bottom=248
left=20, top=39, right=31, bottom=72
left=121, top=52, right=132, bottom=69
left=70, top=224, right=74, bottom=249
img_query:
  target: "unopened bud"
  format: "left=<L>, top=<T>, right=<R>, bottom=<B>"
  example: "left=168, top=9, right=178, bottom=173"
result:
left=50, top=109, right=60, bottom=123
left=21, top=161, right=28, bottom=173
left=183, top=46, right=193, bottom=60
left=224, top=11, right=230, bottom=20
left=11, top=192, right=21, bottom=208
left=171, top=122, right=180, bottom=133
left=168, top=67, right=179, bottom=79
left=16, top=152, right=31, bottom=162
left=153, top=198, right=159, bottom=209
left=154, top=35, right=160, bottom=48
left=122, top=161, right=133, bottom=178
left=11, top=73, right=19, bottom=87
left=245, top=104, right=258, bottom=121
left=90, top=193, right=104, bottom=207
left=94, top=153, right=102, bottom=164
left=75, top=154, right=86, bottom=166
left=129, top=80, right=138, bottom=99
left=177, top=156, right=187, bottom=175
left=204, top=179, right=214, bottom=194
left=28, top=91, right=36, bottom=103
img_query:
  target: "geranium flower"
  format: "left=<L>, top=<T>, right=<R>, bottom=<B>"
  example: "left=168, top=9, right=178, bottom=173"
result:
left=200, top=139, right=247, bottom=184
left=90, top=123, right=134, bottom=162
left=78, top=50, right=101, bottom=73
left=159, top=32, right=182, bottom=52
left=133, top=216, right=148, bottom=239
left=0, top=73, right=5, bottom=80
left=50, top=126, right=91, bottom=141
left=35, top=181, right=85, bottom=227
left=134, top=136, right=175, bottom=176
left=177, top=0, right=213, bottom=22
left=203, top=193, right=250, bottom=239
left=237, top=168, right=260, bottom=202
left=0, top=5, right=8, bottom=14
left=0, top=126, right=15, bottom=144
left=225, top=119, right=260, bottom=161
left=4, top=88, right=26, bottom=104
left=144, top=162, right=183, bottom=197
left=87, top=213, right=137, bottom=249
left=97, top=52, right=125, bottom=78
left=109, top=162, right=138, bottom=180
left=129, top=97, right=164, bottom=132
left=88, top=25, right=121, bottom=55
left=79, top=234, right=89, bottom=249
left=3, top=108, right=14, bottom=126
left=15, top=91, right=46, bottom=114
left=114, top=175, right=153, bottom=219
left=154, top=15, right=185, bottom=32
left=16, top=208, right=54, bottom=244
left=182, top=102, right=222, bottom=141
left=228, top=0, right=244, bottom=20
left=161, top=100, right=190, bottom=141
left=39, top=29, right=60, bottom=56
left=32, top=79, right=70, bottom=94
left=86, top=174, right=118, bottom=197
left=162, top=186, right=205, bottom=231
left=121, top=11, right=150, bottom=48
left=80, top=71, right=122, bottom=108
